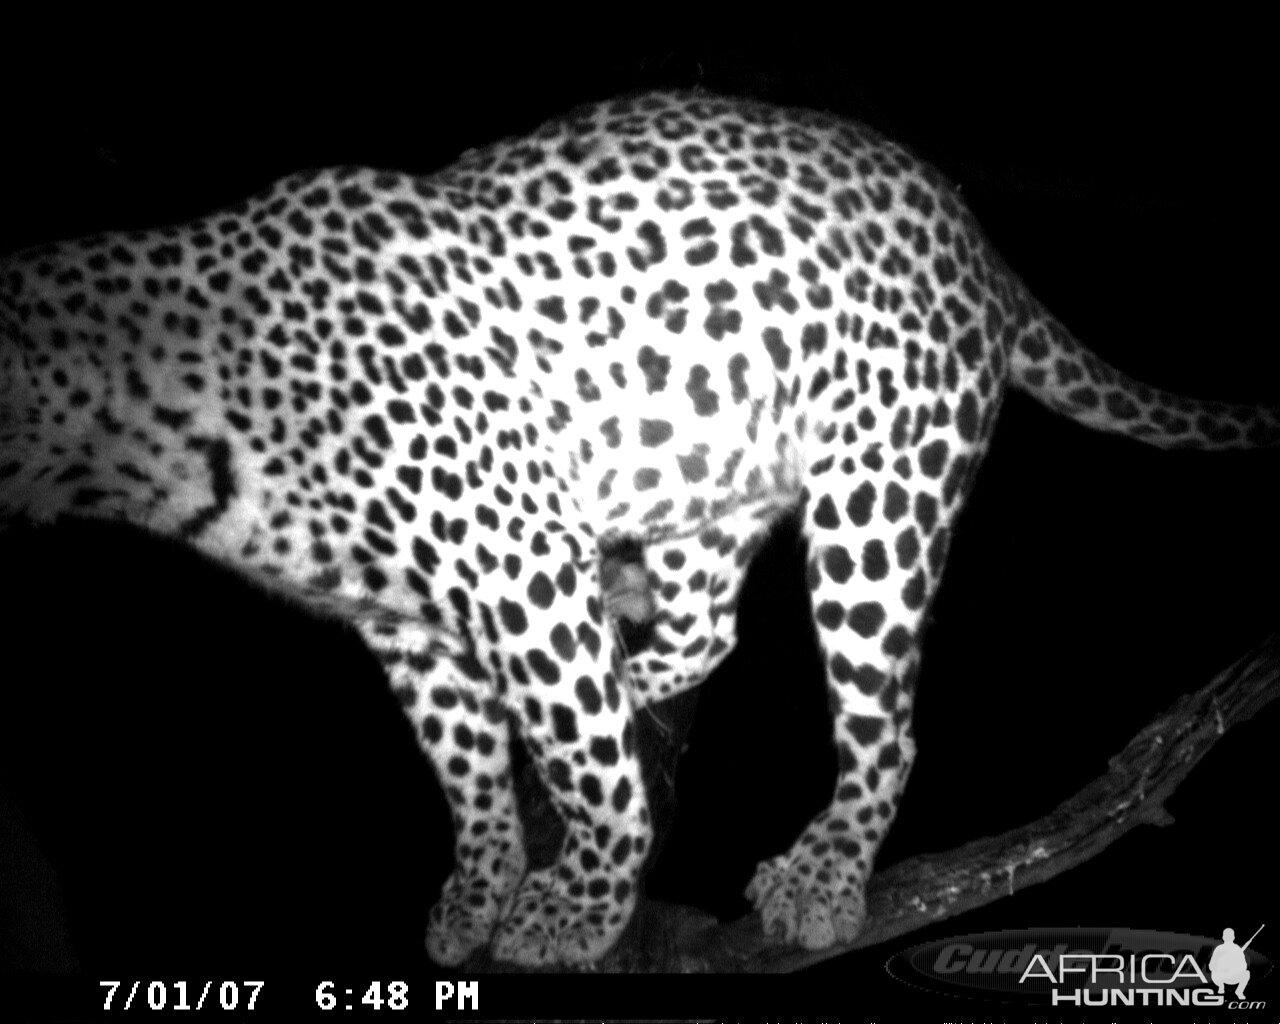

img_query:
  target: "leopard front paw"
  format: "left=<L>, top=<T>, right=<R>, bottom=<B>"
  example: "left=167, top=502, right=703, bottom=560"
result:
left=426, top=851, right=525, bottom=966
left=490, top=867, right=635, bottom=967
left=745, top=844, right=868, bottom=950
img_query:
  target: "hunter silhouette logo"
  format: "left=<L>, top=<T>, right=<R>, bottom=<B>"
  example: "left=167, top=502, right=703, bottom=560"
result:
left=1210, top=924, right=1263, bottom=999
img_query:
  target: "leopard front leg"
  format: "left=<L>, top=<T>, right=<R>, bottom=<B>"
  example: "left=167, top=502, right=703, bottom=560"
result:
left=472, top=559, right=652, bottom=967
left=745, top=471, right=939, bottom=950
left=355, top=622, right=526, bottom=966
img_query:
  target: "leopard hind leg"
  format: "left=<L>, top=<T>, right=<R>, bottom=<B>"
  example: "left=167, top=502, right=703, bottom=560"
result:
left=745, top=449, right=957, bottom=948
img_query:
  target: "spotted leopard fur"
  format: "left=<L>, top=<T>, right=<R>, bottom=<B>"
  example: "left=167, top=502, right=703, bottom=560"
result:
left=2, top=91, right=1276, bottom=967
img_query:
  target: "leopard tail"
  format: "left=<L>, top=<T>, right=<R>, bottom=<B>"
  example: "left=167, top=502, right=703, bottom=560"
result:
left=1008, top=304, right=1280, bottom=450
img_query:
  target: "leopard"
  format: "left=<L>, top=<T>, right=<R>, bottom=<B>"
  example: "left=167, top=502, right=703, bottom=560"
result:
left=2, top=90, right=1276, bottom=968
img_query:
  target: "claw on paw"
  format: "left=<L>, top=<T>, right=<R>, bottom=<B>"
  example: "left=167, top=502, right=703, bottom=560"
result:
left=746, top=850, right=867, bottom=950
left=490, top=867, right=633, bottom=967
left=427, top=875, right=508, bottom=966
left=426, top=849, right=525, bottom=966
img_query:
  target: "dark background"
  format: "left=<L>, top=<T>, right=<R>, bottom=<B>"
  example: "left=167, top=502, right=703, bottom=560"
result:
left=1, top=28, right=1277, bottom=1018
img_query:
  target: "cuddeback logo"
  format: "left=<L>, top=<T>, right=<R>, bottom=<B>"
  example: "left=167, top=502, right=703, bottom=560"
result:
left=885, top=925, right=1271, bottom=1008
